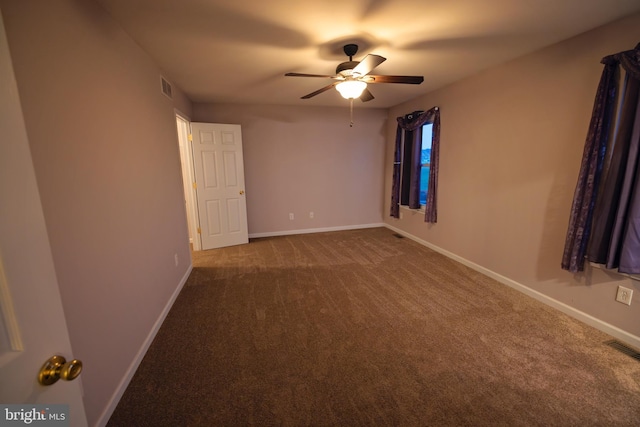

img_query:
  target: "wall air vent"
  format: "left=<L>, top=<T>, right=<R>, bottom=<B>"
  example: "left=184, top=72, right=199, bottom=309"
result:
left=160, top=76, right=173, bottom=99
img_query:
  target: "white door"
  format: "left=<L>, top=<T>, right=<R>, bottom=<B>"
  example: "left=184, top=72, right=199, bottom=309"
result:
left=191, top=123, right=249, bottom=250
left=0, top=10, right=87, bottom=426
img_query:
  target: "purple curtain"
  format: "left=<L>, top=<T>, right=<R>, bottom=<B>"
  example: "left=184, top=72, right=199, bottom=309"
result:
left=426, top=112, right=441, bottom=223
left=389, top=106, right=440, bottom=223
left=616, top=97, right=640, bottom=274
left=562, top=43, right=640, bottom=273
left=561, top=60, right=619, bottom=272
left=390, top=125, right=403, bottom=218
left=587, top=77, right=639, bottom=269
left=401, top=128, right=418, bottom=207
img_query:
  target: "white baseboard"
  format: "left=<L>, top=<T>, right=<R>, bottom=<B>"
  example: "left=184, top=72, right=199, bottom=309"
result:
left=96, top=264, right=193, bottom=427
left=383, top=223, right=640, bottom=350
left=249, top=223, right=385, bottom=239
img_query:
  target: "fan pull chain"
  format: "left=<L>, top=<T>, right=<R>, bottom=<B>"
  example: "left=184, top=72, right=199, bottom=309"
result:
left=350, top=98, right=354, bottom=127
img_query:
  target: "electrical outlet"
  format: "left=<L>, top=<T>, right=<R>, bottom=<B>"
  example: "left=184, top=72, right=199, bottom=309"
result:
left=616, top=286, right=633, bottom=306
left=174, top=253, right=179, bottom=267
left=309, top=212, right=314, bottom=219
left=289, top=213, right=294, bottom=220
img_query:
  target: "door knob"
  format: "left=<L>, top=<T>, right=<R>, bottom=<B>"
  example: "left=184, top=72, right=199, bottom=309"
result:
left=38, top=355, right=83, bottom=385
left=239, top=190, right=245, bottom=195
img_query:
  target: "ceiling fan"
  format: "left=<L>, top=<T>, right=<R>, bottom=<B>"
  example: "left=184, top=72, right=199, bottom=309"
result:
left=285, top=43, right=424, bottom=103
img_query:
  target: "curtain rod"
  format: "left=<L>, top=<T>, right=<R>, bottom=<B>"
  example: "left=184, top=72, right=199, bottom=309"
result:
left=409, top=106, right=439, bottom=116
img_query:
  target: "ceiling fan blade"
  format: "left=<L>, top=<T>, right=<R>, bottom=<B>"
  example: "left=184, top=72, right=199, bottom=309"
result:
left=301, top=82, right=339, bottom=99
left=366, top=75, right=424, bottom=84
left=285, top=72, right=336, bottom=78
left=352, top=54, right=386, bottom=77
left=360, top=88, right=374, bottom=102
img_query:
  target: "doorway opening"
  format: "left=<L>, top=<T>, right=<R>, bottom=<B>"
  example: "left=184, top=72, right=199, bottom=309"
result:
left=175, top=113, right=201, bottom=251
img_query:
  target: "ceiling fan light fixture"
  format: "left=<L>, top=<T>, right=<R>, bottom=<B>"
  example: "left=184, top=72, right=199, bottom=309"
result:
left=335, top=80, right=367, bottom=99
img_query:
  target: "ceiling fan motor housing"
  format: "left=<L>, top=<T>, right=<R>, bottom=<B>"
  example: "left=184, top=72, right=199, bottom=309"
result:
left=337, top=44, right=360, bottom=75
left=336, top=61, right=359, bottom=76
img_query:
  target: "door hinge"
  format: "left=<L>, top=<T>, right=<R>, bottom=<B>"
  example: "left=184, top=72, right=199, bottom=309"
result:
left=197, top=227, right=201, bottom=234
left=192, top=182, right=197, bottom=189
left=188, top=134, right=193, bottom=142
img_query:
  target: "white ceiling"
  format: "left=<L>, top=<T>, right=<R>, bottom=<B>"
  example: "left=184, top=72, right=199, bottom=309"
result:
left=96, top=0, right=640, bottom=108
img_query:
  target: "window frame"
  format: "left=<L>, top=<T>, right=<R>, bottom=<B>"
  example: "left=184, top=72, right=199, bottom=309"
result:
left=399, top=121, right=434, bottom=211
left=390, top=106, right=440, bottom=222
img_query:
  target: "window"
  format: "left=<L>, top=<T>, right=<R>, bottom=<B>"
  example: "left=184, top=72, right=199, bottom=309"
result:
left=399, top=122, right=433, bottom=208
left=419, top=124, right=433, bottom=206
left=390, top=107, right=440, bottom=222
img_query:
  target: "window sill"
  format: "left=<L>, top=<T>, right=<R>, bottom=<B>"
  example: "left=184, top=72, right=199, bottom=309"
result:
left=400, top=205, right=425, bottom=214
left=589, top=262, right=640, bottom=282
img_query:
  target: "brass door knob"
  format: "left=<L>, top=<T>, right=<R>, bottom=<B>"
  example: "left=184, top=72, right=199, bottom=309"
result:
left=239, top=190, right=245, bottom=195
left=38, top=355, right=83, bottom=385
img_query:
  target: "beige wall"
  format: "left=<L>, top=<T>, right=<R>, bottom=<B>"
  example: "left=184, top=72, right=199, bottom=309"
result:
left=0, top=0, right=192, bottom=424
left=384, top=13, right=640, bottom=339
left=193, top=104, right=388, bottom=235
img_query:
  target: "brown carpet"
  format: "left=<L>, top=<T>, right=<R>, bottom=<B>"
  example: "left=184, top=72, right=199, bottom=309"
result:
left=107, top=227, right=640, bottom=426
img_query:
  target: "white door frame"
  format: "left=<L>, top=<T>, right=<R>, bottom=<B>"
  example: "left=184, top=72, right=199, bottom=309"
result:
left=174, top=112, right=201, bottom=251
